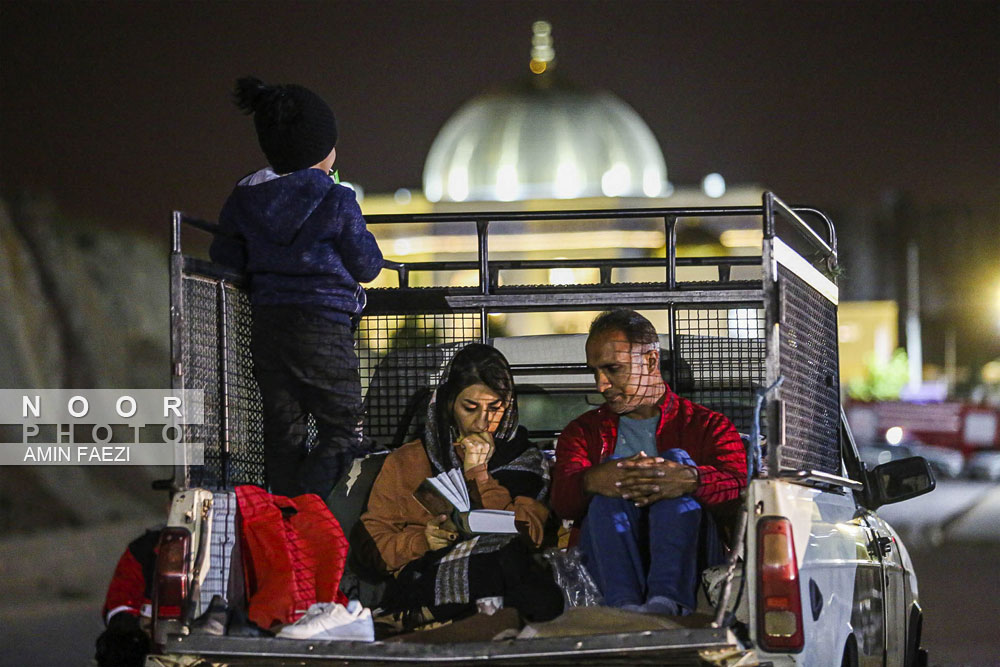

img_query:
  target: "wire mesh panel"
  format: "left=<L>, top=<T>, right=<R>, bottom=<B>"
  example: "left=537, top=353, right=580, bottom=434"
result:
left=181, top=277, right=222, bottom=486
left=356, top=313, right=481, bottom=449
left=775, top=266, right=840, bottom=474
left=673, top=306, right=766, bottom=434
left=219, top=282, right=266, bottom=485
left=181, top=276, right=266, bottom=489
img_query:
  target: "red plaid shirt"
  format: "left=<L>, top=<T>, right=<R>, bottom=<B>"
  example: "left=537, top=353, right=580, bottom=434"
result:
left=551, top=386, right=747, bottom=522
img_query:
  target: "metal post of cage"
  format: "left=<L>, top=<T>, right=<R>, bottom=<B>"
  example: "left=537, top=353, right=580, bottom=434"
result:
left=216, top=281, right=231, bottom=488
left=762, top=194, right=783, bottom=474
left=763, top=192, right=838, bottom=266
left=665, top=215, right=677, bottom=290
left=668, top=302, right=678, bottom=391
left=477, top=219, right=490, bottom=343
left=163, top=211, right=189, bottom=491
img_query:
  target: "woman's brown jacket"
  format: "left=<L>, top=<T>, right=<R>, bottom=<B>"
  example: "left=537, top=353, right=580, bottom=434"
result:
left=359, top=440, right=549, bottom=573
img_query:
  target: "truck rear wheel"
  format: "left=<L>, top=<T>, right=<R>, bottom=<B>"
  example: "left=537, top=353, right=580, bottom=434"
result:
left=906, top=607, right=926, bottom=667
left=841, top=635, right=859, bottom=667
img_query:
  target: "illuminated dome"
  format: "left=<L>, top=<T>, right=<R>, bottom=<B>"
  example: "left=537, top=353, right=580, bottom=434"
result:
left=423, top=23, right=668, bottom=203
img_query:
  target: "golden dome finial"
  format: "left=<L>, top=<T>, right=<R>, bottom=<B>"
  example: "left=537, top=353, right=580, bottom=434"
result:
left=529, top=20, right=554, bottom=75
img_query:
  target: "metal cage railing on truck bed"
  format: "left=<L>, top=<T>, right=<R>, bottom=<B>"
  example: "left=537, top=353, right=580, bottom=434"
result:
left=167, top=192, right=842, bottom=492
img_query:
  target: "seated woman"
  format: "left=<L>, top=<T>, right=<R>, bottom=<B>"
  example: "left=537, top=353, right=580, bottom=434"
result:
left=359, top=343, right=563, bottom=625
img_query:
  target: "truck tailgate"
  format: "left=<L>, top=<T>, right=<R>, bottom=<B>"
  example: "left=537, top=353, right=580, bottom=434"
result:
left=157, top=626, right=743, bottom=665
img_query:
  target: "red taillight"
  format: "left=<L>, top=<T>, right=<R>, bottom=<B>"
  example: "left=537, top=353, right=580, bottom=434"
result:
left=154, top=527, right=191, bottom=620
left=756, top=517, right=804, bottom=652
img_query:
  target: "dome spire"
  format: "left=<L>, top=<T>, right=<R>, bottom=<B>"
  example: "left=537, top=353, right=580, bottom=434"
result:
left=529, top=20, right=555, bottom=75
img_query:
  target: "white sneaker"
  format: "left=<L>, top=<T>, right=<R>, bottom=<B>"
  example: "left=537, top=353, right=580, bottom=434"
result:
left=295, top=602, right=336, bottom=621
left=277, top=600, right=374, bottom=642
left=322, top=604, right=373, bottom=642
left=277, top=602, right=332, bottom=638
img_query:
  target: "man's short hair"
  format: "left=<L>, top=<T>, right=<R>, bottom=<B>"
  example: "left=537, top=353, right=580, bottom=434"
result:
left=589, top=309, right=659, bottom=347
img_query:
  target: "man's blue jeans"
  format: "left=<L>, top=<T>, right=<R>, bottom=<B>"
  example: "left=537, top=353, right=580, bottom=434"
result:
left=578, top=448, right=708, bottom=613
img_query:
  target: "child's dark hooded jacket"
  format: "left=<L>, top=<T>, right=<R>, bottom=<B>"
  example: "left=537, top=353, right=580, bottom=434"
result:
left=211, top=167, right=383, bottom=320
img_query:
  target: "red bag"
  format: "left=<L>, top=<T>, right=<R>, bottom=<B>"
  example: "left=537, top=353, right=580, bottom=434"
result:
left=236, top=485, right=349, bottom=629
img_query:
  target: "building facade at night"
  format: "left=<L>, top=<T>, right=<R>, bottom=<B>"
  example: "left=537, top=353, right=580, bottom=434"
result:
left=355, top=22, right=893, bottom=389
left=359, top=22, right=766, bottom=337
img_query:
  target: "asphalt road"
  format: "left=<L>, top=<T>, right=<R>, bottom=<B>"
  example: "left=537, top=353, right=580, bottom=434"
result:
left=0, top=599, right=103, bottom=667
left=909, top=543, right=1000, bottom=666
left=2, top=481, right=998, bottom=666
left=881, top=480, right=1000, bottom=666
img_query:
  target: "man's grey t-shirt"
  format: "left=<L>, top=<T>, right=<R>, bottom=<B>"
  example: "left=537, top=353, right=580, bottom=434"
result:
left=614, top=414, right=660, bottom=459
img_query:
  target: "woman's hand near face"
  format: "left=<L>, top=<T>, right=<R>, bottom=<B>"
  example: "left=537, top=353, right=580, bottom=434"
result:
left=457, top=431, right=495, bottom=471
left=425, top=514, right=458, bottom=551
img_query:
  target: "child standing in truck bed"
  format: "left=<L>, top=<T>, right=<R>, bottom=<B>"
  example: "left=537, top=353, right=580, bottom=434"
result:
left=211, top=76, right=383, bottom=499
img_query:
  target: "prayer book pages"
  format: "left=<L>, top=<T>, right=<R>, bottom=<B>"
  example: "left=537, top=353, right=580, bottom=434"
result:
left=425, top=468, right=470, bottom=511
left=413, top=470, right=518, bottom=535
left=465, top=508, right=518, bottom=534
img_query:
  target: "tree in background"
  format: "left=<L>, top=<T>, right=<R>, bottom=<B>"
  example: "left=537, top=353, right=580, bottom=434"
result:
left=848, top=349, right=910, bottom=401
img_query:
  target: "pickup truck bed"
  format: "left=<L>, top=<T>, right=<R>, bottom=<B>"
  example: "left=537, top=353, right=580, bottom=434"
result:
left=158, top=198, right=931, bottom=666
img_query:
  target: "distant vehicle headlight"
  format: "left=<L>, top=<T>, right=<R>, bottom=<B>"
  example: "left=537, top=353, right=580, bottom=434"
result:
left=885, top=426, right=904, bottom=445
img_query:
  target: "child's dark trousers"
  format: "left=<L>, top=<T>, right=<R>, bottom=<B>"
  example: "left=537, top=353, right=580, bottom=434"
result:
left=251, top=305, right=363, bottom=499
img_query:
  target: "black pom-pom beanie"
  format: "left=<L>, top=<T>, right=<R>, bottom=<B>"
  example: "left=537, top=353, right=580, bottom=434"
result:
left=234, top=77, right=338, bottom=174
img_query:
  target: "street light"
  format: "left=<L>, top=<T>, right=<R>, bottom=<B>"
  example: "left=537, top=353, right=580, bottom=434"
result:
left=702, top=173, right=726, bottom=198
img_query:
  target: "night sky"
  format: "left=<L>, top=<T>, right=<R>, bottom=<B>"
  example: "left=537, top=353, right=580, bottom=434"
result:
left=2, top=0, right=998, bottom=362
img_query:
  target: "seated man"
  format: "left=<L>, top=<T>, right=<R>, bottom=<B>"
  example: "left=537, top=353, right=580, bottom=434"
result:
left=551, top=309, right=747, bottom=615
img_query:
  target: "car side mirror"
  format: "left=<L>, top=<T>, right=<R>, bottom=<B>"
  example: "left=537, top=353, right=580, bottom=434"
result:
left=869, top=456, right=936, bottom=509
